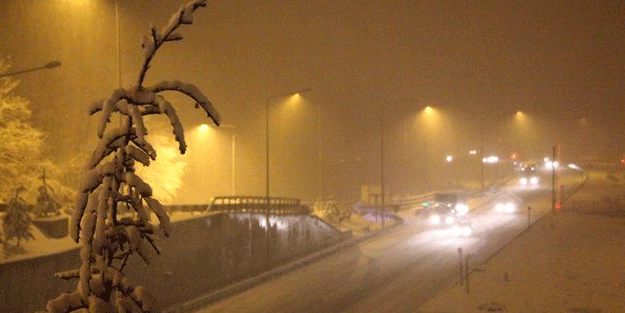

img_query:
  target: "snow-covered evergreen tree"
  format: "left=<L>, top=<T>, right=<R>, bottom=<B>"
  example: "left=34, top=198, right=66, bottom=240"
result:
left=35, top=169, right=61, bottom=217
left=2, top=186, right=34, bottom=247
left=0, top=57, right=43, bottom=198
left=0, top=57, right=75, bottom=205
left=47, top=1, right=220, bottom=312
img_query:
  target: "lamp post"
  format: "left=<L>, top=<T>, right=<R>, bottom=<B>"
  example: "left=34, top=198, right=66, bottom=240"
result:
left=317, top=104, right=323, bottom=202
left=380, top=101, right=385, bottom=227
left=264, top=87, right=310, bottom=269
left=0, top=61, right=61, bottom=78
left=197, top=124, right=236, bottom=196
left=265, top=87, right=311, bottom=201
left=115, top=0, right=121, bottom=89
left=226, top=127, right=237, bottom=196
left=217, top=124, right=236, bottom=196
left=422, top=105, right=437, bottom=189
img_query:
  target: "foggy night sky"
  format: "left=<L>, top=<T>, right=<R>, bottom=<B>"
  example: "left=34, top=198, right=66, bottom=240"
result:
left=1, top=0, right=624, bottom=202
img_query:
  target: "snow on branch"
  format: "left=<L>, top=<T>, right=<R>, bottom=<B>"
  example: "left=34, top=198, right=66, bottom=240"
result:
left=54, top=269, right=80, bottom=281
left=147, top=80, right=221, bottom=126
left=53, top=1, right=219, bottom=311
left=123, top=171, right=152, bottom=198
left=154, top=95, right=187, bottom=153
left=125, top=145, right=151, bottom=167
left=137, top=0, right=207, bottom=87
left=96, top=89, right=130, bottom=138
left=46, top=292, right=85, bottom=313
left=145, top=198, right=171, bottom=236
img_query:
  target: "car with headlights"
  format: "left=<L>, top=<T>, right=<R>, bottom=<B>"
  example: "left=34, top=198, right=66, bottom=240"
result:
left=519, top=175, right=539, bottom=186
left=449, top=218, right=474, bottom=237
left=518, top=162, right=540, bottom=186
left=493, top=200, right=518, bottom=213
left=418, top=192, right=469, bottom=226
left=520, top=163, right=537, bottom=173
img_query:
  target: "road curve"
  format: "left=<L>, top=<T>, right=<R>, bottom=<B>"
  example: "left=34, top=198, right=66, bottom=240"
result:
left=194, top=169, right=584, bottom=313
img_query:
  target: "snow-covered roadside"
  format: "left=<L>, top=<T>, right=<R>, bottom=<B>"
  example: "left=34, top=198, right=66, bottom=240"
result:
left=0, top=207, right=388, bottom=265
left=0, top=212, right=77, bottom=264
left=0, top=211, right=193, bottom=264
left=417, top=168, right=625, bottom=313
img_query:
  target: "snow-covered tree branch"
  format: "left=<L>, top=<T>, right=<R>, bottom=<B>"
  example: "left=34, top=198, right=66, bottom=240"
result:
left=47, top=1, right=220, bottom=312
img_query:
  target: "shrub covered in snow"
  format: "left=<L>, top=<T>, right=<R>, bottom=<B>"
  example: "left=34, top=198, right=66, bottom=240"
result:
left=35, top=169, right=61, bottom=217
left=0, top=57, right=78, bottom=206
left=314, top=199, right=352, bottom=224
left=2, top=186, right=34, bottom=247
left=46, top=1, right=220, bottom=312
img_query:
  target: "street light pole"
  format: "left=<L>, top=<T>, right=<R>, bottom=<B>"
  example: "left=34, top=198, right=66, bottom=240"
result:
left=317, top=105, right=323, bottom=202
left=115, top=0, right=121, bottom=89
left=232, top=132, right=236, bottom=196
left=218, top=124, right=237, bottom=196
left=0, top=61, right=61, bottom=78
left=264, top=87, right=310, bottom=269
left=480, top=124, right=485, bottom=190
left=380, top=101, right=385, bottom=228
left=265, top=88, right=312, bottom=200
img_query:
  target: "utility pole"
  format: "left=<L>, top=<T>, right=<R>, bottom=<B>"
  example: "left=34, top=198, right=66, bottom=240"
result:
left=551, top=145, right=557, bottom=212
left=380, top=101, right=385, bottom=228
left=480, top=128, right=485, bottom=190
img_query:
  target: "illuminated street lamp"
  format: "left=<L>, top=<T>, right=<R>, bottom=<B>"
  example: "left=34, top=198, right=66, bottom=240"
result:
left=264, top=87, right=310, bottom=268
left=511, top=110, right=535, bottom=158
left=265, top=88, right=311, bottom=201
left=199, top=123, right=237, bottom=195
left=0, top=60, right=61, bottom=78
left=419, top=105, right=439, bottom=189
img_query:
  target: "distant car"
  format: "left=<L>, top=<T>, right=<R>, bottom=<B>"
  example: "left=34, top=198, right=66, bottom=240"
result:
left=493, top=200, right=518, bottom=213
left=426, top=204, right=460, bottom=226
left=449, top=219, right=474, bottom=237
left=519, top=175, right=539, bottom=186
left=418, top=192, right=469, bottom=225
left=520, top=163, right=537, bottom=173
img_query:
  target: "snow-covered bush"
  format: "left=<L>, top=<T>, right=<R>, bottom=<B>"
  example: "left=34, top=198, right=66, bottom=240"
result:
left=0, top=57, right=76, bottom=205
left=2, top=186, right=34, bottom=247
left=35, top=170, right=61, bottom=217
left=314, top=199, right=352, bottom=224
left=46, top=1, right=220, bottom=312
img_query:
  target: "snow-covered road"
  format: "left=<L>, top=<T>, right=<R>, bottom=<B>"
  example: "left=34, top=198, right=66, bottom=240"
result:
left=192, top=170, right=584, bottom=313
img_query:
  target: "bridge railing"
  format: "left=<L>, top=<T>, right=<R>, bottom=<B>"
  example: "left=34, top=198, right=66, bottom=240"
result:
left=208, top=196, right=310, bottom=215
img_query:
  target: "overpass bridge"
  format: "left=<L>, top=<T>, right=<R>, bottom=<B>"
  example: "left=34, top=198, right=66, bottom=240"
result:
left=165, top=196, right=311, bottom=215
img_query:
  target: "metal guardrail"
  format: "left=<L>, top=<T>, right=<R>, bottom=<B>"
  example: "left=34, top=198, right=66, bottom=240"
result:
left=208, top=196, right=310, bottom=215
left=164, top=204, right=210, bottom=213
left=391, top=191, right=442, bottom=211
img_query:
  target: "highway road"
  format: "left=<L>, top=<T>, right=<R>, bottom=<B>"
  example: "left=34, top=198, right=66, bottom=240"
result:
left=194, top=167, right=585, bottom=313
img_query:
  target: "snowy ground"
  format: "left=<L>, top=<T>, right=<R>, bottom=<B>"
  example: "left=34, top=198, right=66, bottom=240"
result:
left=0, top=208, right=383, bottom=264
left=0, top=212, right=76, bottom=264
left=0, top=210, right=213, bottom=264
left=417, top=167, right=625, bottom=313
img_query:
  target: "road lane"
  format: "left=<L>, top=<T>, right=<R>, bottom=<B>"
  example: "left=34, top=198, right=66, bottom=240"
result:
left=194, top=168, right=584, bottom=313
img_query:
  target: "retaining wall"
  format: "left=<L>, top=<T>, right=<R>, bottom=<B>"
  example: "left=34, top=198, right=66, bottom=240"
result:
left=0, top=212, right=349, bottom=313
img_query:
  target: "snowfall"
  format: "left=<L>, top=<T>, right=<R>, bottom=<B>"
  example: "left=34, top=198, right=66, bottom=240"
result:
left=418, top=168, right=625, bottom=313
left=2, top=167, right=624, bottom=313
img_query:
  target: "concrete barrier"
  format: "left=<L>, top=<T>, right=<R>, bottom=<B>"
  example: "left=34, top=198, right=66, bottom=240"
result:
left=0, top=212, right=349, bottom=313
left=31, top=215, right=69, bottom=238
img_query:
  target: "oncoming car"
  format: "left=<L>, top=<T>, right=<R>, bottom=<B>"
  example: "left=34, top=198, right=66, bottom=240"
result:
left=418, top=192, right=470, bottom=226
left=520, top=163, right=537, bottom=173
left=493, top=201, right=517, bottom=213
left=428, top=205, right=460, bottom=226
left=519, top=175, right=539, bottom=186
left=518, top=162, right=539, bottom=186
